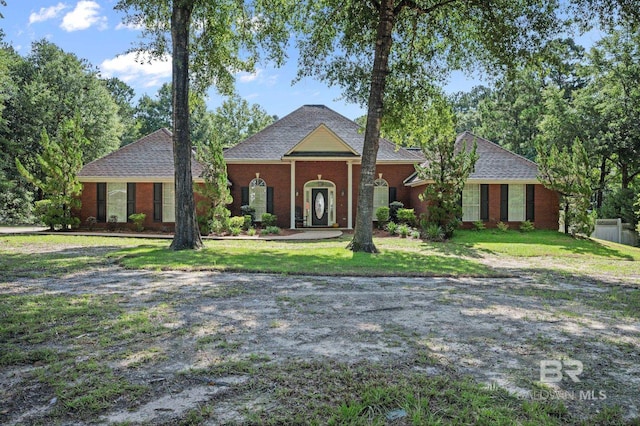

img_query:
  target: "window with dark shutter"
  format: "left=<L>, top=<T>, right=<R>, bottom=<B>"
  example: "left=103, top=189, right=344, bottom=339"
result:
left=389, top=187, right=397, bottom=203
left=241, top=187, right=249, bottom=206
left=96, top=183, right=106, bottom=222
left=153, top=183, right=162, bottom=222
left=480, top=184, right=489, bottom=221
left=500, top=184, right=509, bottom=221
left=126, top=183, right=136, bottom=220
left=267, top=187, right=274, bottom=214
left=526, top=184, right=535, bottom=221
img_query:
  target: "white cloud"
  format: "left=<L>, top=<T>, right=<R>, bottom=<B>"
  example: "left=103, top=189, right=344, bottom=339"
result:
left=29, top=3, right=68, bottom=25
left=115, top=21, right=143, bottom=31
left=100, top=52, right=172, bottom=87
left=238, top=69, right=262, bottom=83
left=61, top=1, right=107, bottom=32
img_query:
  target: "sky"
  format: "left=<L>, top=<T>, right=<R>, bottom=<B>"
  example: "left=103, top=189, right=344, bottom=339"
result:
left=2, top=1, right=604, bottom=121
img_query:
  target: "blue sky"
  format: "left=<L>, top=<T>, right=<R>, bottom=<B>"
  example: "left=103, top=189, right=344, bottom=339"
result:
left=2, top=1, right=603, bottom=121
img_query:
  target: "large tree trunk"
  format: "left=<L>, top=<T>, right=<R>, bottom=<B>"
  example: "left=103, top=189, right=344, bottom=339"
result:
left=348, top=0, right=396, bottom=253
left=170, top=1, right=203, bottom=250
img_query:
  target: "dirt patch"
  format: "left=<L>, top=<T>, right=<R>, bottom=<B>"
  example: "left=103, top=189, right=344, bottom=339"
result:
left=2, top=263, right=639, bottom=424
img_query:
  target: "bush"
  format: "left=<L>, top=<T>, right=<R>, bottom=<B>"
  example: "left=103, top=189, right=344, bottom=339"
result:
left=229, top=216, right=245, bottom=229
left=230, top=226, right=242, bottom=236
left=397, top=224, right=410, bottom=238
left=247, top=227, right=257, bottom=236
left=386, top=221, right=398, bottom=235
left=472, top=220, right=485, bottom=231
left=424, top=223, right=445, bottom=242
left=261, top=213, right=277, bottom=227
left=519, top=220, right=535, bottom=232
left=389, top=201, right=404, bottom=223
left=397, top=208, right=416, bottom=226
left=198, top=215, right=211, bottom=235
left=243, top=215, right=253, bottom=230
left=410, top=230, right=421, bottom=239
left=375, top=206, right=390, bottom=228
left=496, top=221, right=509, bottom=232
left=86, top=216, right=97, bottom=231
left=264, top=226, right=280, bottom=235
left=107, top=215, right=118, bottom=231
left=128, top=213, right=146, bottom=232
left=599, top=188, right=637, bottom=226
left=34, top=199, right=63, bottom=230
left=241, top=205, right=256, bottom=221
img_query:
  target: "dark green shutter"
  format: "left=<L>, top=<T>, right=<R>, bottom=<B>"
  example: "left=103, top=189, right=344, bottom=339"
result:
left=500, top=184, right=509, bottom=222
left=480, top=184, right=489, bottom=221
left=97, top=183, right=106, bottom=222
left=267, top=187, right=274, bottom=214
left=389, top=187, right=397, bottom=204
left=126, top=183, right=136, bottom=220
left=241, top=187, right=249, bottom=206
left=526, top=184, right=535, bottom=221
left=153, top=183, right=162, bottom=222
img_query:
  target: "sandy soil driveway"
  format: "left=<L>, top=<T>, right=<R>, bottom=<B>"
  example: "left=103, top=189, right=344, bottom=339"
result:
left=2, top=262, right=639, bottom=424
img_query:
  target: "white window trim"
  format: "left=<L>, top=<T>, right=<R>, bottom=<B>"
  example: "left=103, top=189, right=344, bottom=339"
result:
left=106, top=182, right=127, bottom=223
left=462, top=184, right=480, bottom=222
left=162, top=183, right=175, bottom=223
left=249, top=177, right=267, bottom=221
left=508, top=184, right=526, bottom=222
left=373, top=178, right=389, bottom=219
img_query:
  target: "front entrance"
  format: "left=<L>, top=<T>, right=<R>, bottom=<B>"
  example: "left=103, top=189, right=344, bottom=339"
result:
left=303, top=179, right=336, bottom=227
left=311, top=188, right=328, bottom=226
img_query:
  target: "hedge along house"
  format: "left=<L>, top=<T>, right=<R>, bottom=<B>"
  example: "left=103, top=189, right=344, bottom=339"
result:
left=223, top=105, right=423, bottom=229
left=404, top=131, right=560, bottom=229
left=77, top=128, right=206, bottom=231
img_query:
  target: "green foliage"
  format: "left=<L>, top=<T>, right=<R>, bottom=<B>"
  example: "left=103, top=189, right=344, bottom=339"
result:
left=599, top=188, right=638, bottom=226
left=536, top=138, right=594, bottom=235
left=261, top=213, right=277, bottom=227
left=243, top=215, right=253, bottom=231
left=230, top=227, right=242, bottom=236
left=375, top=206, right=390, bottom=228
left=211, top=95, right=276, bottom=148
left=397, top=224, right=410, bottom=238
left=396, top=208, right=416, bottom=226
left=229, top=216, right=245, bottom=229
left=264, top=226, right=280, bottom=235
left=472, top=221, right=486, bottom=231
left=241, top=205, right=256, bottom=221
left=519, top=220, right=536, bottom=232
left=388, top=201, right=404, bottom=223
left=415, top=99, right=478, bottom=239
left=385, top=221, right=398, bottom=235
left=636, top=193, right=640, bottom=233
left=195, top=135, right=232, bottom=236
left=247, top=227, right=257, bottom=237
left=209, top=217, right=230, bottom=235
left=410, top=230, right=421, bottom=239
left=128, top=213, right=146, bottom=232
left=496, top=221, right=510, bottom=232
left=16, top=118, right=85, bottom=230
left=423, top=223, right=445, bottom=242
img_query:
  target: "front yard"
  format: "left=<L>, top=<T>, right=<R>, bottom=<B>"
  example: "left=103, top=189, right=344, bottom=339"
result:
left=1, top=231, right=639, bottom=424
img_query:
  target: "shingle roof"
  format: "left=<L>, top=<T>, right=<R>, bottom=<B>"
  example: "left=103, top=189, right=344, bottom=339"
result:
left=78, top=128, right=205, bottom=179
left=223, top=105, right=423, bottom=162
left=405, top=131, right=539, bottom=185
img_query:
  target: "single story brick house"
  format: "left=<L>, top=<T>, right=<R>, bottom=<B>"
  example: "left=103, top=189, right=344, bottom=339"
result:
left=76, top=105, right=559, bottom=230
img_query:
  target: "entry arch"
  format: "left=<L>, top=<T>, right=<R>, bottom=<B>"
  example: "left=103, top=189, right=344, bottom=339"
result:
left=303, top=179, right=336, bottom=227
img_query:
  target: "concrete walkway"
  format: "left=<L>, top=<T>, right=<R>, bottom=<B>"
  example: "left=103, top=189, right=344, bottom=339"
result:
left=0, top=227, right=343, bottom=241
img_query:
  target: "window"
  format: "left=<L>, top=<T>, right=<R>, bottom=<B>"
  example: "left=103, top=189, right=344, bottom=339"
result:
left=106, top=183, right=127, bottom=222
left=249, top=177, right=267, bottom=220
left=526, top=184, right=535, bottom=221
left=508, top=184, right=525, bottom=222
left=127, top=183, right=136, bottom=220
left=462, top=184, right=480, bottom=222
left=373, top=178, right=389, bottom=216
left=162, top=183, right=175, bottom=222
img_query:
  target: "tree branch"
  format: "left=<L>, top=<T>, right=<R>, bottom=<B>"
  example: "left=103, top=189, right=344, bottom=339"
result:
left=394, top=0, right=459, bottom=16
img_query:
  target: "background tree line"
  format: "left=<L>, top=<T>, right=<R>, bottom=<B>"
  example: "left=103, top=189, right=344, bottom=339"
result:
left=0, top=34, right=274, bottom=225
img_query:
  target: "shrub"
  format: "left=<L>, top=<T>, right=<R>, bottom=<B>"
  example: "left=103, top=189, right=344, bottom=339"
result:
left=128, top=213, right=146, bottom=232
left=107, top=215, right=118, bottom=231
left=209, top=217, right=230, bottom=235
left=389, top=201, right=404, bottom=223
left=496, top=221, right=509, bottom=232
left=243, top=215, right=253, bottom=230
left=241, top=205, right=256, bottom=221
left=424, top=223, right=445, bottom=242
left=229, top=216, right=245, bottom=229
left=230, top=226, right=242, bottom=236
left=386, top=221, right=398, bottom=235
left=397, top=208, right=416, bottom=226
left=86, top=216, right=97, bottom=231
left=519, top=220, right=535, bottom=232
left=599, top=188, right=637, bottom=226
left=264, top=226, right=280, bottom=235
left=410, top=230, right=421, bottom=239
left=34, top=199, right=63, bottom=230
left=472, top=220, right=485, bottom=231
left=198, top=215, right=211, bottom=235
left=397, top=224, right=410, bottom=238
left=375, top=206, right=390, bottom=228
left=261, top=213, right=277, bottom=227
left=247, top=227, right=257, bottom=236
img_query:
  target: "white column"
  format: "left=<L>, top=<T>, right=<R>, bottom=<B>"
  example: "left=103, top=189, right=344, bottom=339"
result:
left=290, top=161, right=296, bottom=229
left=347, top=161, right=353, bottom=229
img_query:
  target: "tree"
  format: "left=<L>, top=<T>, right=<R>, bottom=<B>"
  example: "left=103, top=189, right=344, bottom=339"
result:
left=211, top=95, right=276, bottom=148
left=104, top=77, right=141, bottom=146
left=135, top=83, right=173, bottom=137
left=405, top=98, right=478, bottom=238
left=116, top=0, right=290, bottom=250
left=195, top=135, right=232, bottom=234
left=295, top=0, right=564, bottom=252
left=536, top=138, right=594, bottom=235
left=15, top=116, right=86, bottom=230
